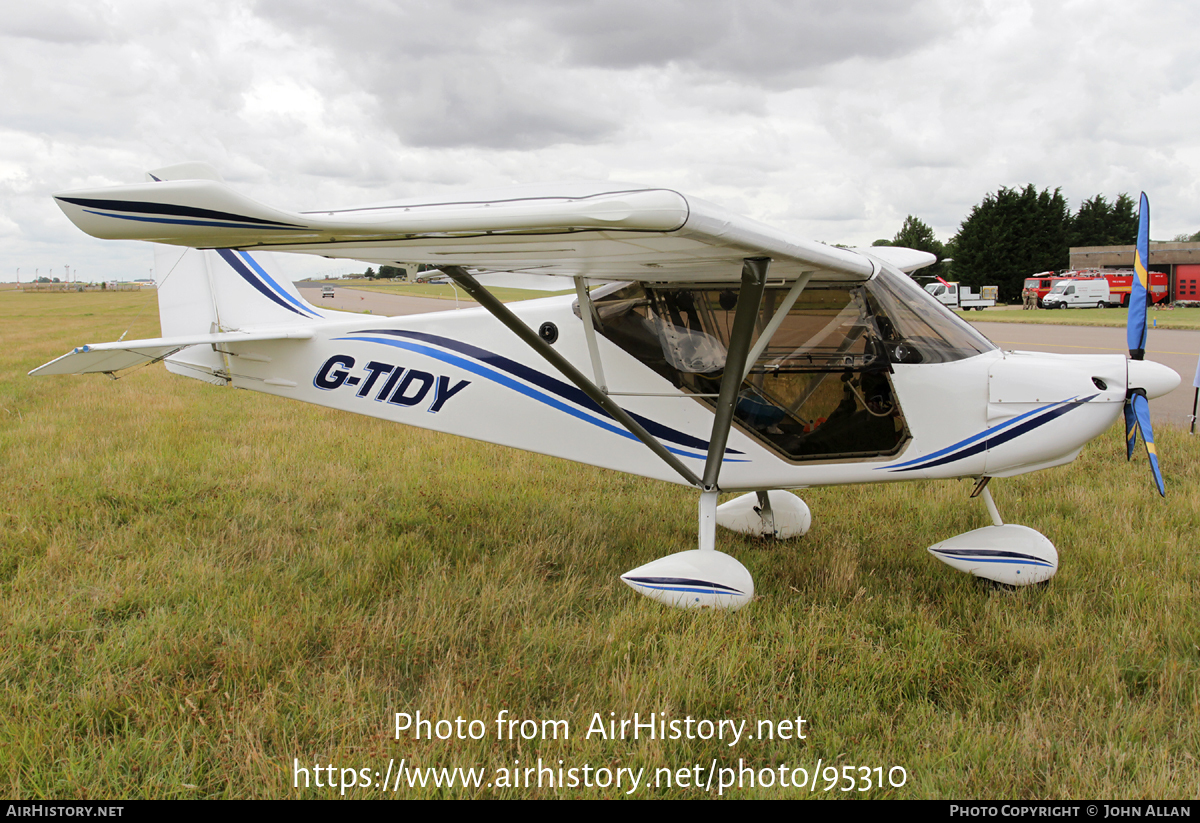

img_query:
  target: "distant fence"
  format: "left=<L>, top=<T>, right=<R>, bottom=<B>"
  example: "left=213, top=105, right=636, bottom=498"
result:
left=17, top=283, right=149, bottom=292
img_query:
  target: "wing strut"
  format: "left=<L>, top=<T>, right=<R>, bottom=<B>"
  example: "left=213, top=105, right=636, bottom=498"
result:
left=741, top=271, right=809, bottom=381
left=702, top=257, right=770, bottom=492
left=694, top=258, right=770, bottom=550
left=441, top=265, right=704, bottom=488
left=574, top=276, right=608, bottom=392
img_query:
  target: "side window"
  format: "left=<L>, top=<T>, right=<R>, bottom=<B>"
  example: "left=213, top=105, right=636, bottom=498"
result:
left=582, top=271, right=993, bottom=462
left=585, top=283, right=907, bottom=460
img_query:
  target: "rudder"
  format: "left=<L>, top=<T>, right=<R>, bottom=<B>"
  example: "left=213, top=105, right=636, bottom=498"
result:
left=152, top=243, right=331, bottom=384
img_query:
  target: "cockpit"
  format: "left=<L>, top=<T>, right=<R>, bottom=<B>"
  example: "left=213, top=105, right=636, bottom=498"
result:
left=578, top=265, right=995, bottom=462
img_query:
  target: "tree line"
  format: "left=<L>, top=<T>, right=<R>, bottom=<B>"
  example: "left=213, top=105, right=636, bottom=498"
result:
left=359, top=263, right=446, bottom=280
left=875, top=187, right=1149, bottom=301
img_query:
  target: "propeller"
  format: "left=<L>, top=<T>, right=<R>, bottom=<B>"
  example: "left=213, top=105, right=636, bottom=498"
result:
left=1124, top=192, right=1166, bottom=496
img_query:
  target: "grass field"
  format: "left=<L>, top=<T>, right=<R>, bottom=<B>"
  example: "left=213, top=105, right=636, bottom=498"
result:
left=957, top=305, right=1200, bottom=331
left=2, top=291, right=1198, bottom=799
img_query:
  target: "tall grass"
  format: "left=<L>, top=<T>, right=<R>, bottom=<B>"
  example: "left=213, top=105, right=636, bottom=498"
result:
left=2, top=291, right=1197, bottom=798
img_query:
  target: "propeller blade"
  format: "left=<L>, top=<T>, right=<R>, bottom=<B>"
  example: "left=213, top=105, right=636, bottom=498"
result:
left=1127, top=192, right=1150, bottom=360
left=1131, top=392, right=1165, bottom=497
left=1124, top=398, right=1138, bottom=460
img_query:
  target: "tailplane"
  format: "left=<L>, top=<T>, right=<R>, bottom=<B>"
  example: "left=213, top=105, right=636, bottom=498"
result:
left=32, top=163, right=336, bottom=382
left=152, top=245, right=333, bottom=384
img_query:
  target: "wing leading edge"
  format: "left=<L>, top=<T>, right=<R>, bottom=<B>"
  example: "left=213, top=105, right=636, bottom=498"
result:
left=54, top=172, right=880, bottom=283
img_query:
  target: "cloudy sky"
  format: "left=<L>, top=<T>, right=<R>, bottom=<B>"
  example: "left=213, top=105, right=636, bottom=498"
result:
left=4, top=0, right=1199, bottom=283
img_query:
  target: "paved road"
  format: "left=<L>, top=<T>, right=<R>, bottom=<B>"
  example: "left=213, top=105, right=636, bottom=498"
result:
left=970, top=321, right=1199, bottom=429
left=295, top=284, right=478, bottom=316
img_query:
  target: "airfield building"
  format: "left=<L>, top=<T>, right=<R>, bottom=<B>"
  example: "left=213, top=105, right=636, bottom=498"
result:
left=1069, top=241, right=1200, bottom=302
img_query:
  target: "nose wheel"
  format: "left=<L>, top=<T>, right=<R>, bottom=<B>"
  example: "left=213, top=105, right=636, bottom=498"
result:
left=926, top=478, right=1058, bottom=586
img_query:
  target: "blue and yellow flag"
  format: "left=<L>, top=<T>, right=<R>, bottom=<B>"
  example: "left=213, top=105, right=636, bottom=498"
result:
left=1127, top=192, right=1150, bottom=360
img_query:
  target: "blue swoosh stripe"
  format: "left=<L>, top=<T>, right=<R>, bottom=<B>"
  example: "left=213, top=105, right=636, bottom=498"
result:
left=338, top=333, right=745, bottom=462
left=216, top=249, right=313, bottom=317
left=886, top=401, right=1061, bottom=470
left=627, top=583, right=748, bottom=596
left=930, top=550, right=1054, bottom=568
left=882, top=395, right=1097, bottom=473
left=235, top=251, right=321, bottom=318
left=622, top=576, right=746, bottom=594
left=361, top=329, right=741, bottom=456
left=933, top=548, right=1054, bottom=562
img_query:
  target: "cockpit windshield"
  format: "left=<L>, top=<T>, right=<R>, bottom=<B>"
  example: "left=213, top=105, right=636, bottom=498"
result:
left=580, top=266, right=994, bottom=461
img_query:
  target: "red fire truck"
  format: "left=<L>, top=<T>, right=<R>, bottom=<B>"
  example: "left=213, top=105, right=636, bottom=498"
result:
left=1023, top=269, right=1170, bottom=308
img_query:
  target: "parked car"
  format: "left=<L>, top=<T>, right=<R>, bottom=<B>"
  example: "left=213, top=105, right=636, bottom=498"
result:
left=1041, top=278, right=1109, bottom=309
left=923, top=282, right=997, bottom=311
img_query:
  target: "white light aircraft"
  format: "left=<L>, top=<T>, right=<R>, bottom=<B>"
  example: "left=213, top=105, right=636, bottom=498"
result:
left=33, top=163, right=1180, bottom=609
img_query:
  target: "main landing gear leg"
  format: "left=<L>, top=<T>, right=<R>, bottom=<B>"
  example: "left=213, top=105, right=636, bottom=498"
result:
left=699, top=490, right=718, bottom=553
left=621, top=258, right=771, bottom=610
left=925, top=477, right=1059, bottom=586
left=442, top=262, right=765, bottom=609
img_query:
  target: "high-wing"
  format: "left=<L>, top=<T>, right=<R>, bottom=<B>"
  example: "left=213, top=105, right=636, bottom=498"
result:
left=54, top=170, right=888, bottom=283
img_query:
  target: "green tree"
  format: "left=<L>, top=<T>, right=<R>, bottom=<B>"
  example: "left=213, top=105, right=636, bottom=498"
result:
left=892, top=215, right=941, bottom=252
left=951, top=185, right=1070, bottom=301
left=1068, top=193, right=1138, bottom=248
left=892, top=215, right=948, bottom=278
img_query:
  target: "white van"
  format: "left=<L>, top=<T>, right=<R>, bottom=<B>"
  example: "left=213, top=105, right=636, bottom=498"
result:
left=923, top=282, right=997, bottom=311
left=1041, top=278, right=1109, bottom=309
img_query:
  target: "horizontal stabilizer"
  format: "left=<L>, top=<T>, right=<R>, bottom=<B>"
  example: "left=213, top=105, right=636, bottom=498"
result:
left=29, top=330, right=313, bottom=376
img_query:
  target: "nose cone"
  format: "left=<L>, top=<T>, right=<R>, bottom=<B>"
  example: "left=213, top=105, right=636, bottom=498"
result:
left=1128, top=359, right=1181, bottom=399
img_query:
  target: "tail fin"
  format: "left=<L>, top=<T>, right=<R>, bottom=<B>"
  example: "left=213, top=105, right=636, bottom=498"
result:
left=153, top=245, right=332, bottom=384
left=154, top=245, right=329, bottom=332
left=34, top=163, right=335, bottom=383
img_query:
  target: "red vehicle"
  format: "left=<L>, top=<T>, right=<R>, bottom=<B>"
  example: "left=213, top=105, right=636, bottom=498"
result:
left=1023, top=269, right=1169, bottom=308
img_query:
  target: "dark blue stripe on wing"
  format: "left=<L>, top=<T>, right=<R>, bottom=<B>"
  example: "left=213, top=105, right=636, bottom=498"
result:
left=60, top=196, right=305, bottom=228
left=80, top=210, right=309, bottom=231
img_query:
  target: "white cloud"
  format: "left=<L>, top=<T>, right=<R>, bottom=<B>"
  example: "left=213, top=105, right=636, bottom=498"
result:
left=5, top=0, right=1200, bottom=283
